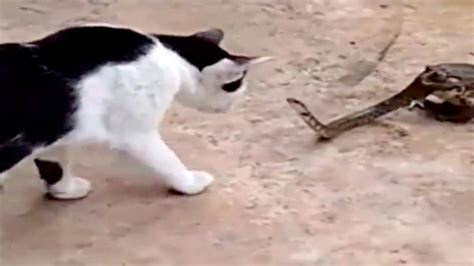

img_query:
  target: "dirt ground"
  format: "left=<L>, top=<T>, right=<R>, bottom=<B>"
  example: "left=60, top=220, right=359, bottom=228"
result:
left=0, top=0, right=473, bottom=265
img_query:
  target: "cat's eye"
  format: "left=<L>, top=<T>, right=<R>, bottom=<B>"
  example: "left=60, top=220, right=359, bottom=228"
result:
left=222, top=71, right=247, bottom=93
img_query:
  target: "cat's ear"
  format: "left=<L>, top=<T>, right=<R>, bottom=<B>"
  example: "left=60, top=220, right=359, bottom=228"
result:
left=232, top=56, right=274, bottom=66
left=193, top=28, right=224, bottom=45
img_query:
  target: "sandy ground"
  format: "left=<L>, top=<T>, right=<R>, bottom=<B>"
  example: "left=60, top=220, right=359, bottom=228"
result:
left=0, top=0, right=473, bottom=265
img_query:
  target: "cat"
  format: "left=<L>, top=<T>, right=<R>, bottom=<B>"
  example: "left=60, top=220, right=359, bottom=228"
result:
left=0, top=24, right=270, bottom=199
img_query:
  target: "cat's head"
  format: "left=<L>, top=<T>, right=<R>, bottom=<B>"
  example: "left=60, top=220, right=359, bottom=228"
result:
left=155, top=28, right=271, bottom=113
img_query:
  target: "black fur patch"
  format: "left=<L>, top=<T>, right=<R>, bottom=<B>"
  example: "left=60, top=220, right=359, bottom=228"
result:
left=30, top=26, right=155, bottom=79
left=0, top=26, right=154, bottom=173
left=0, top=145, right=32, bottom=173
left=155, top=34, right=231, bottom=70
left=222, top=70, right=247, bottom=92
left=33, top=159, right=63, bottom=185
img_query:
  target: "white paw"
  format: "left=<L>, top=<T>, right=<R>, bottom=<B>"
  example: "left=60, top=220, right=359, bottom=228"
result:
left=48, top=176, right=92, bottom=200
left=171, top=171, right=214, bottom=195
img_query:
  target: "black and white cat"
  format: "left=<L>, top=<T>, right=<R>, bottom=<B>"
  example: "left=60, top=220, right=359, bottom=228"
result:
left=0, top=24, right=270, bottom=199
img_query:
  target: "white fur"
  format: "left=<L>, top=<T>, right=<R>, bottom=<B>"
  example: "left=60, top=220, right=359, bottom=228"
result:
left=57, top=41, right=220, bottom=195
left=176, top=58, right=247, bottom=113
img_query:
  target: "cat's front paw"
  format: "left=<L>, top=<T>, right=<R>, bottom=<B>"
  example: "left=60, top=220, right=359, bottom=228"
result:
left=170, top=171, right=214, bottom=195
left=47, top=176, right=92, bottom=200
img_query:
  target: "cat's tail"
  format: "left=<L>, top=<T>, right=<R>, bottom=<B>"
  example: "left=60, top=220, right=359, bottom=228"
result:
left=287, top=98, right=333, bottom=139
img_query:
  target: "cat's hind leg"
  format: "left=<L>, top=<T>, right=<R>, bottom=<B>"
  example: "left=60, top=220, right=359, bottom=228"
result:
left=35, top=146, right=92, bottom=200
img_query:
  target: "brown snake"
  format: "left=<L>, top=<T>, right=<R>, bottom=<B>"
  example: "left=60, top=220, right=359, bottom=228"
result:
left=287, top=63, right=474, bottom=140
